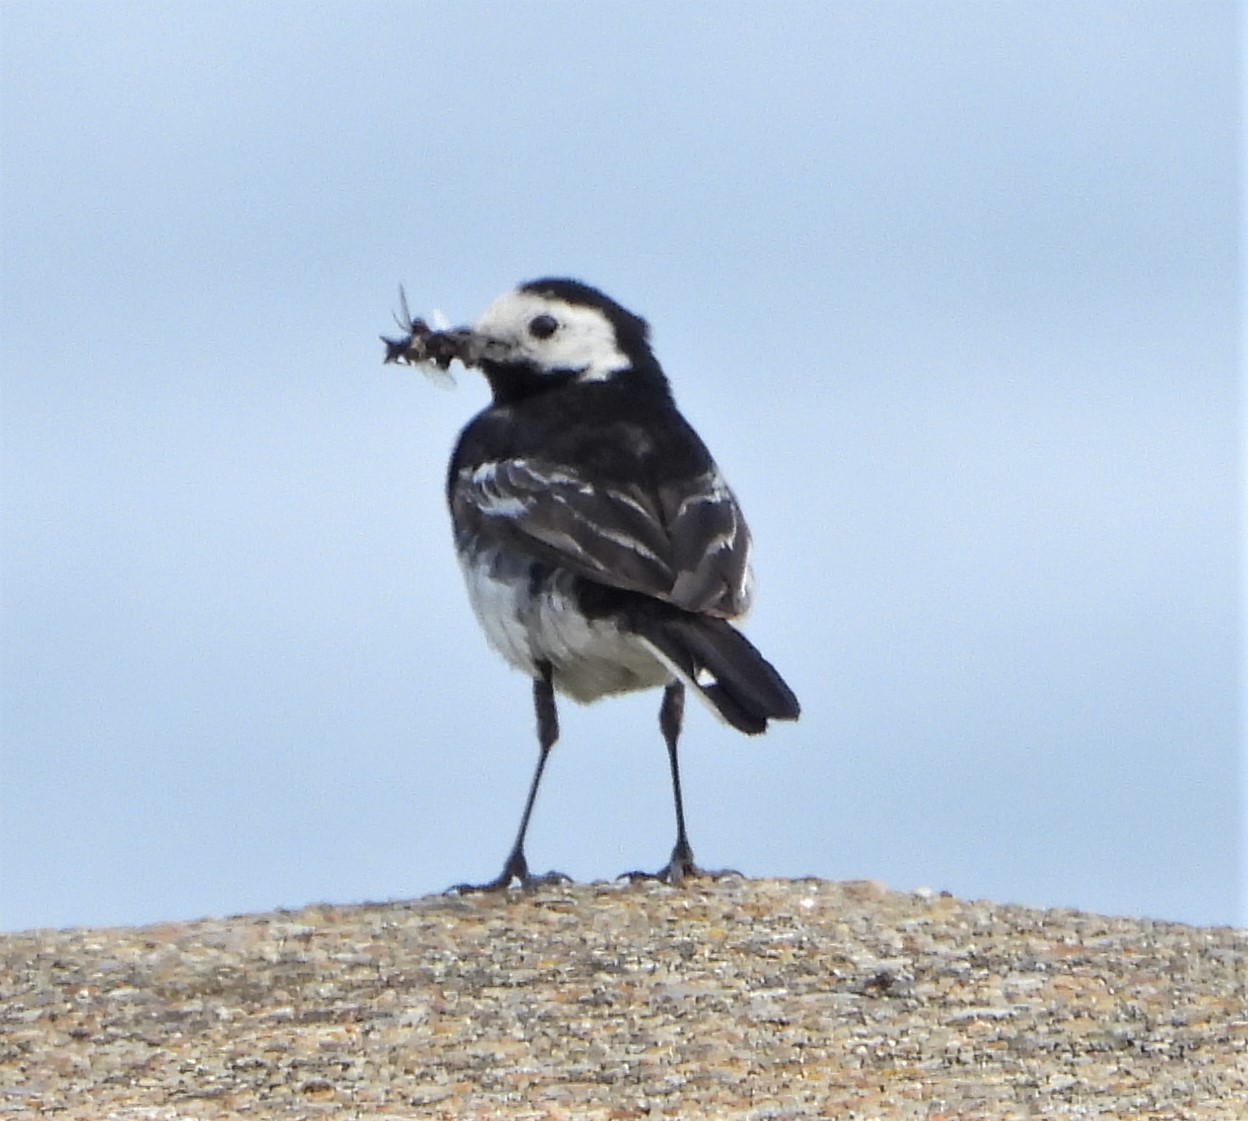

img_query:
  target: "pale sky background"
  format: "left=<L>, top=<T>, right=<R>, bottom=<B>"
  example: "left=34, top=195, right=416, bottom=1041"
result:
left=1, top=2, right=1241, bottom=933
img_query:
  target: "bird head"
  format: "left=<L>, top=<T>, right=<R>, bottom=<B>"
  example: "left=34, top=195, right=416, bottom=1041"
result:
left=470, top=278, right=657, bottom=385
left=384, top=279, right=665, bottom=401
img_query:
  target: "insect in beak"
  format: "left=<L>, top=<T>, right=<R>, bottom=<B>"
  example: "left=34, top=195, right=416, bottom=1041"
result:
left=381, top=286, right=477, bottom=382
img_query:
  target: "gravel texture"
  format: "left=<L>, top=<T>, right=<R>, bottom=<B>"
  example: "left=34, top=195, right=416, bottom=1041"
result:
left=2, top=877, right=1245, bottom=1119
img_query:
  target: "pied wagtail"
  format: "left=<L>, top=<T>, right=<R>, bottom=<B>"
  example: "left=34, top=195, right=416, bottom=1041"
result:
left=384, top=278, right=800, bottom=888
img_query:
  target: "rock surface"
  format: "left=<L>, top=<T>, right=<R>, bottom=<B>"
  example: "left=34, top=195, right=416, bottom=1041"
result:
left=2, top=878, right=1245, bottom=1119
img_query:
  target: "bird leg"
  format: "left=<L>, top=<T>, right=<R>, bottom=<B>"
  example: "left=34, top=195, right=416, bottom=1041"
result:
left=623, top=681, right=738, bottom=884
left=450, top=662, right=570, bottom=892
left=659, top=682, right=698, bottom=882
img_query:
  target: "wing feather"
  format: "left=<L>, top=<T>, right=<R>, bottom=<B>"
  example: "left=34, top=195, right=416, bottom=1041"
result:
left=659, top=471, right=752, bottom=615
left=452, top=457, right=751, bottom=617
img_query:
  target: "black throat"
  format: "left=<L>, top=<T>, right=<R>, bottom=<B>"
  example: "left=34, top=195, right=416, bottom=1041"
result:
left=479, top=360, right=580, bottom=407
left=480, top=352, right=671, bottom=409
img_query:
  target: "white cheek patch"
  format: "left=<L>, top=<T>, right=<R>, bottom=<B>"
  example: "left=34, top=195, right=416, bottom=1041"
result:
left=474, top=292, right=630, bottom=380
left=558, top=313, right=630, bottom=381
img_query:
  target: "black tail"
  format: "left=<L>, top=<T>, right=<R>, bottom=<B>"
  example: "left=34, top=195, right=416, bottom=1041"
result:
left=639, top=613, right=800, bottom=735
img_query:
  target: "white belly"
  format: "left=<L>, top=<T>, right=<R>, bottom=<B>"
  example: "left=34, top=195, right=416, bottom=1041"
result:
left=458, top=550, right=671, bottom=703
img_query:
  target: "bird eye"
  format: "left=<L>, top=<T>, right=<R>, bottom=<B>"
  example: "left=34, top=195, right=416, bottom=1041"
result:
left=528, top=314, right=558, bottom=339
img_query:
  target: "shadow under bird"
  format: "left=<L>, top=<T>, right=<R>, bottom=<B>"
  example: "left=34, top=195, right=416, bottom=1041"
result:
left=383, top=278, right=800, bottom=889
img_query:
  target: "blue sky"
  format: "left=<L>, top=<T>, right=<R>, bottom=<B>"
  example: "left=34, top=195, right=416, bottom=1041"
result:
left=1, top=1, right=1241, bottom=932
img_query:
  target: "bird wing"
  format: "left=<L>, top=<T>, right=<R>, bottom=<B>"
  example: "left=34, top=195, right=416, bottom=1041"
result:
left=451, top=457, right=752, bottom=618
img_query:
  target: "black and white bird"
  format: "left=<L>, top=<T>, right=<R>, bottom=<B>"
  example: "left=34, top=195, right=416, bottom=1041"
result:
left=391, top=278, right=799, bottom=888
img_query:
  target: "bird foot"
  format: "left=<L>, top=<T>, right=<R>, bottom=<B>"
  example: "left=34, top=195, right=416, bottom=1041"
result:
left=449, top=870, right=571, bottom=894
left=448, top=852, right=570, bottom=894
left=620, top=843, right=742, bottom=886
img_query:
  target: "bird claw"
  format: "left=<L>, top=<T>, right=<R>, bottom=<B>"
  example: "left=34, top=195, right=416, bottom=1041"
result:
left=619, top=843, right=742, bottom=886
left=447, top=852, right=571, bottom=894
left=448, top=871, right=570, bottom=894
